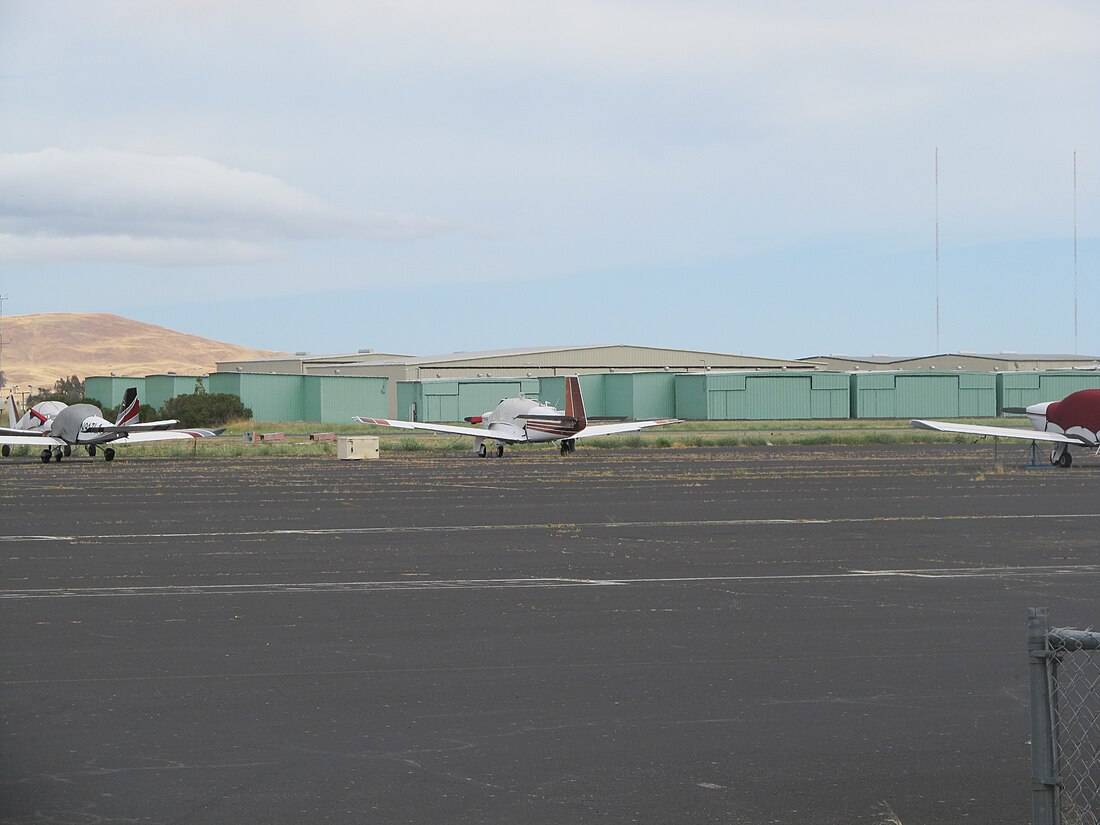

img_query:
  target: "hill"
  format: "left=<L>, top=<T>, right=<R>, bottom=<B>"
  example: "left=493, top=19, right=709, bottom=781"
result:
left=0, top=313, right=284, bottom=392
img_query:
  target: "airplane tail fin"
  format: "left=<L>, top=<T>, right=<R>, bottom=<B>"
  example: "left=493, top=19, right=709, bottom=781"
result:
left=116, top=387, right=140, bottom=425
left=563, top=376, right=588, bottom=432
left=6, top=393, right=21, bottom=428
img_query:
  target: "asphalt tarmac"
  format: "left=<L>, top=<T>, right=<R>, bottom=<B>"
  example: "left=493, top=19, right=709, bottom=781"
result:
left=2, top=443, right=1098, bottom=824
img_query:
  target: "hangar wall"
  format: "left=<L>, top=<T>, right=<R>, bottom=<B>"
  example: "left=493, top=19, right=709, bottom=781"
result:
left=86, top=376, right=146, bottom=408
left=88, top=369, right=1100, bottom=424
left=849, top=372, right=997, bottom=419
left=999, top=372, right=1100, bottom=411
left=208, top=373, right=388, bottom=423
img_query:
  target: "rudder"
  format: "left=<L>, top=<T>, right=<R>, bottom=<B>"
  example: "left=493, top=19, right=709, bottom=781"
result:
left=116, top=387, right=140, bottom=425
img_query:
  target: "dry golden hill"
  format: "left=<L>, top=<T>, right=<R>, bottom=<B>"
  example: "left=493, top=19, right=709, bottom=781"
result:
left=0, top=313, right=284, bottom=392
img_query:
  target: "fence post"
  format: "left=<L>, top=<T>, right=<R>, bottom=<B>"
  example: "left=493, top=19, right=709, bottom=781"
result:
left=1029, top=607, right=1058, bottom=825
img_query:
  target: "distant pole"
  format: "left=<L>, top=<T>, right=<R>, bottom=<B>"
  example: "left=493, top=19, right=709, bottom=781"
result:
left=935, top=147, right=941, bottom=353
left=1073, top=151, right=1079, bottom=354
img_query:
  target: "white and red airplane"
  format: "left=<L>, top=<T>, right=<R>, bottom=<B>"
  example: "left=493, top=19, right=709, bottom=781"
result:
left=911, top=388, right=1100, bottom=467
left=0, top=387, right=222, bottom=463
left=355, top=375, right=680, bottom=457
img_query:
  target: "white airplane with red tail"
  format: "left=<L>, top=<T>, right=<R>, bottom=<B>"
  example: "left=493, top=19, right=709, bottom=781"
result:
left=911, top=388, right=1100, bottom=467
left=355, top=375, right=680, bottom=457
left=0, top=387, right=222, bottom=463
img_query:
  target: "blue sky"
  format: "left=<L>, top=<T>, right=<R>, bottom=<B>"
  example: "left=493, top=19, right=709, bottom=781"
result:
left=1, top=1, right=1097, bottom=358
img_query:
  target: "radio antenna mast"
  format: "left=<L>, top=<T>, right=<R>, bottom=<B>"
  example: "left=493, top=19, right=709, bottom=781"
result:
left=1073, top=151, right=1079, bottom=354
left=934, top=147, right=941, bottom=352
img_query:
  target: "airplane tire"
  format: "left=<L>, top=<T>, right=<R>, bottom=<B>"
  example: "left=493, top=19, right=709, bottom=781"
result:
left=53, top=448, right=63, bottom=463
left=104, top=448, right=116, bottom=462
left=40, top=449, right=51, bottom=463
left=63, top=445, right=72, bottom=457
left=1, top=444, right=10, bottom=457
left=1060, top=452, right=1073, bottom=468
left=496, top=445, right=504, bottom=458
left=87, top=446, right=97, bottom=457
left=477, top=444, right=487, bottom=458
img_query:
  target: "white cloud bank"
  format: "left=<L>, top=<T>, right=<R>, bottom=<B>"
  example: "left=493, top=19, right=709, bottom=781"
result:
left=0, top=148, right=456, bottom=265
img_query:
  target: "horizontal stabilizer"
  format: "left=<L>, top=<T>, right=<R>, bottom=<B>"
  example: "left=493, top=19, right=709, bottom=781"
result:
left=572, top=418, right=682, bottom=439
left=517, top=414, right=578, bottom=425
left=354, top=416, right=527, bottom=443
left=83, top=419, right=181, bottom=434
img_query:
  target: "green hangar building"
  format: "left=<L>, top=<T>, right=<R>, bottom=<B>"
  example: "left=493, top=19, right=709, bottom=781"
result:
left=216, top=345, right=818, bottom=419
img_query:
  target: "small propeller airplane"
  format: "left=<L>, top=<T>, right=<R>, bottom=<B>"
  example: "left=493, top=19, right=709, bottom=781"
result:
left=1, top=387, right=222, bottom=463
left=911, top=388, right=1100, bottom=467
left=355, top=374, right=680, bottom=457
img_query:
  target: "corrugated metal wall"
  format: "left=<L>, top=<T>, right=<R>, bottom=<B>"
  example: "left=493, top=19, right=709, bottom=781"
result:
left=145, top=375, right=201, bottom=411
left=850, top=372, right=997, bottom=418
left=999, top=372, right=1100, bottom=411
left=304, top=376, right=388, bottom=423
left=85, top=376, right=146, bottom=408
left=674, top=371, right=849, bottom=420
left=101, top=369, right=1083, bottom=424
left=539, top=375, right=607, bottom=417
left=603, top=372, right=678, bottom=419
left=209, top=373, right=304, bottom=422
left=396, top=378, right=539, bottom=422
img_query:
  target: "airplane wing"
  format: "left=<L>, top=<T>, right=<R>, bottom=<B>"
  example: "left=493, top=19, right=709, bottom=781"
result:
left=909, top=420, right=1084, bottom=444
left=111, top=428, right=223, bottom=444
left=571, top=419, right=682, bottom=439
left=0, top=433, right=65, bottom=446
left=354, top=417, right=528, bottom=443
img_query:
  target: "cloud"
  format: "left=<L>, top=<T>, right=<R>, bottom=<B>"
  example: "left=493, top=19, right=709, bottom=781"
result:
left=0, top=148, right=456, bottom=265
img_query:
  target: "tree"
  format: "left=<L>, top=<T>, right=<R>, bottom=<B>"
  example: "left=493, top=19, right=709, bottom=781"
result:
left=160, top=393, right=251, bottom=428
left=51, top=375, right=85, bottom=402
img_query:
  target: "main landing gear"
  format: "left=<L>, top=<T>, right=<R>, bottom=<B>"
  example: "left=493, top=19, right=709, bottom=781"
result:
left=38, top=445, right=115, bottom=463
left=1051, top=444, right=1073, bottom=468
left=559, top=438, right=576, bottom=456
left=475, top=440, right=506, bottom=458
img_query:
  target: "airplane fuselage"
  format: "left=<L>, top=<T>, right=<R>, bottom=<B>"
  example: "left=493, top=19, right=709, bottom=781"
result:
left=1024, top=390, right=1100, bottom=445
left=477, top=398, right=581, bottom=444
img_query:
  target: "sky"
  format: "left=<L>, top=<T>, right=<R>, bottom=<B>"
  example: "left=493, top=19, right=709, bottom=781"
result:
left=1, top=1, right=1098, bottom=359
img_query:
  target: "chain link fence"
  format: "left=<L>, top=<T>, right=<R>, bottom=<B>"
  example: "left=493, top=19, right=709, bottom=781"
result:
left=1030, top=607, right=1100, bottom=825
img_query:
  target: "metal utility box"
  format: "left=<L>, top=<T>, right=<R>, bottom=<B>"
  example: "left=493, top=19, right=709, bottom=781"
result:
left=337, top=436, right=380, bottom=460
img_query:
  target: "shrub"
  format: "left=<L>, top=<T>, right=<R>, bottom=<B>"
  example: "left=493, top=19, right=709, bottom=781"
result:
left=159, top=393, right=252, bottom=428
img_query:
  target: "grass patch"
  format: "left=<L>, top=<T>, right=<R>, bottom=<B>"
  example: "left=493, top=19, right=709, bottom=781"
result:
left=0, top=415, right=1004, bottom=460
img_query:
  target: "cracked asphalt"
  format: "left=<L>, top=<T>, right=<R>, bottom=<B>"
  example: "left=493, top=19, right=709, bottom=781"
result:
left=2, top=444, right=1097, bottom=824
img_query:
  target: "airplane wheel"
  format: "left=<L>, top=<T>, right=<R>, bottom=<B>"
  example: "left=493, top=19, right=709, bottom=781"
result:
left=63, top=445, right=72, bottom=457
left=496, top=445, right=504, bottom=458
left=104, top=448, right=116, bottom=462
left=40, top=448, right=51, bottom=463
left=1059, top=452, right=1073, bottom=468
left=477, top=444, right=487, bottom=458
left=560, top=443, right=568, bottom=456
left=1, top=445, right=10, bottom=457
left=87, top=445, right=97, bottom=457
left=53, top=448, right=63, bottom=463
